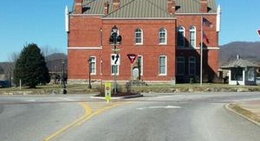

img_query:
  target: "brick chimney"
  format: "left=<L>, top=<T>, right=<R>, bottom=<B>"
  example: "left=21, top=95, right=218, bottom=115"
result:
left=200, top=0, right=208, bottom=13
left=167, top=0, right=176, bottom=15
left=112, top=0, right=120, bottom=11
left=104, top=1, right=109, bottom=15
left=75, top=0, right=83, bottom=14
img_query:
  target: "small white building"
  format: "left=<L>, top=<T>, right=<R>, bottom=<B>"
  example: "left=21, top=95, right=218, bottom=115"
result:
left=221, top=56, right=258, bottom=85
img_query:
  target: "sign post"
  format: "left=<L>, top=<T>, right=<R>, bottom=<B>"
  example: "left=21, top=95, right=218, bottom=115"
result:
left=109, top=25, right=122, bottom=95
left=105, top=82, right=112, bottom=103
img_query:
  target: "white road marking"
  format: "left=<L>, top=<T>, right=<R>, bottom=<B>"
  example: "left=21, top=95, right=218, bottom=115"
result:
left=59, top=97, right=74, bottom=101
left=136, top=105, right=181, bottom=110
left=25, top=99, right=36, bottom=102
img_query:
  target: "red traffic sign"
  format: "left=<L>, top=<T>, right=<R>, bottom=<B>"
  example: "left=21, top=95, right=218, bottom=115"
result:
left=257, top=29, right=260, bottom=37
left=127, top=54, right=137, bottom=63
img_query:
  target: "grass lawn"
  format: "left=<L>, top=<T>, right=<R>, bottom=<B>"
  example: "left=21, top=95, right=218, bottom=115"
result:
left=0, top=83, right=260, bottom=95
left=229, top=104, right=260, bottom=123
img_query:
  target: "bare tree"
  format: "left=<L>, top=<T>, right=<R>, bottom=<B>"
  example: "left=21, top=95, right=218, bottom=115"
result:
left=3, top=52, right=20, bottom=85
left=8, top=52, right=20, bottom=63
left=41, top=46, right=61, bottom=61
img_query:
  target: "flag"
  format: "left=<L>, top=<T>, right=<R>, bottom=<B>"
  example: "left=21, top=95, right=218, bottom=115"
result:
left=203, top=31, right=209, bottom=43
left=203, top=18, right=213, bottom=28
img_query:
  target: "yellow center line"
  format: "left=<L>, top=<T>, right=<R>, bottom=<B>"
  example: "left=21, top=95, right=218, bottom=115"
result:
left=77, top=102, right=129, bottom=125
left=42, top=101, right=130, bottom=141
left=42, top=102, right=92, bottom=141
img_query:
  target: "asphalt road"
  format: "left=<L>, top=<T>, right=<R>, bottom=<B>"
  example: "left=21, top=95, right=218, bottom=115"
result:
left=0, top=93, right=260, bottom=141
left=0, top=96, right=85, bottom=141
left=56, top=92, right=260, bottom=141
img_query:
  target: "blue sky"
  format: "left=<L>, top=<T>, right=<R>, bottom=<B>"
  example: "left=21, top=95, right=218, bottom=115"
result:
left=0, top=0, right=260, bottom=62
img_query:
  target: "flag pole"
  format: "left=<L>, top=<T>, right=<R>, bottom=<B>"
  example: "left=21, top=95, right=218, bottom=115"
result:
left=200, top=16, right=203, bottom=86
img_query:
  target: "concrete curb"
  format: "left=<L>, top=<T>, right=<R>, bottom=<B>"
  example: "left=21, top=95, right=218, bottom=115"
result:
left=90, top=94, right=143, bottom=100
left=224, top=104, right=260, bottom=126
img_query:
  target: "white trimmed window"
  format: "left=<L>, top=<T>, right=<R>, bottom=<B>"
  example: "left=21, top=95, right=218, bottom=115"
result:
left=111, top=65, right=119, bottom=75
left=159, top=28, right=167, bottom=45
left=135, top=28, right=143, bottom=45
left=189, top=57, right=196, bottom=75
left=177, top=57, right=185, bottom=75
left=177, top=26, right=185, bottom=47
left=159, top=55, right=167, bottom=75
left=89, top=56, right=96, bottom=75
left=189, top=26, right=196, bottom=48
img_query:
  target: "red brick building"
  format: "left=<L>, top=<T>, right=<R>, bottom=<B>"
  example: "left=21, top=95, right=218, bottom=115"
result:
left=66, top=0, right=221, bottom=83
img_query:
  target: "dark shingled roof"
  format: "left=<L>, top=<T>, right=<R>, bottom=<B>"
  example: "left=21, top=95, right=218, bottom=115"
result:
left=221, top=58, right=258, bottom=69
left=74, top=0, right=217, bottom=18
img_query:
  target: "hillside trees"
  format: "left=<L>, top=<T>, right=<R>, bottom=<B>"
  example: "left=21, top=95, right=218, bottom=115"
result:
left=13, top=43, right=50, bottom=88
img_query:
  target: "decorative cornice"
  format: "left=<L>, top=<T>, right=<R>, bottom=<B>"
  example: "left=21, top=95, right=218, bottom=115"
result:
left=102, top=17, right=176, bottom=20
left=68, top=46, right=103, bottom=50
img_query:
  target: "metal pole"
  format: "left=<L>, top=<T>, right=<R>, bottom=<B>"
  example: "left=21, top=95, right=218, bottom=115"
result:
left=9, top=69, right=12, bottom=87
left=19, top=79, right=22, bottom=90
left=130, top=63, right=133, bottom=92
left=110, top=25, right=121, bottom=95
left=200, top=16, right=203, bottom=86
left=113, top=45, right=117, bottom=95
left=62, top=61, right=67, bottom=94
left=62, top=62, right=64, bottom=87
left=114, top=71, right=117, bottom=95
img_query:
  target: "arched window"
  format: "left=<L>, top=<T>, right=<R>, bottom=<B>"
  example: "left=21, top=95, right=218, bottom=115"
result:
left=189, top=57, right=196, bottom=75
left=189, top=26, right=196, bottom=48
left=177, top=26, right=185, bottom=47
left=159, top=28, right=167, bottom=44
left=135, top=28, right=143, bottom=45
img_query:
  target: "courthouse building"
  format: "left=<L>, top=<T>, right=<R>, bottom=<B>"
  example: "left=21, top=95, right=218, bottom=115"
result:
left=66, top=0, right=221, bottom=83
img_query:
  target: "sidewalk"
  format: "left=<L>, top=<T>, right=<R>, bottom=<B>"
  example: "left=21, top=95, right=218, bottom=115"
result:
left=228, top=100, right=260, bottom=126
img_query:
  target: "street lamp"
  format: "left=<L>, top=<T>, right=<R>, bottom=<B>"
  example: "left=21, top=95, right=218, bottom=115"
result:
left=88, top=57, right=92, bottom=89
left=109, top=25, right=122, bottom=95
left=109, top=25, right=122, bottom=51
left=61, top=61, right=67, bottom=94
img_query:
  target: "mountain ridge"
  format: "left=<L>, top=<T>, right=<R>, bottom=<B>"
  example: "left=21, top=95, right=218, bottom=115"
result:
left=219, top=41, right=260, bottom=66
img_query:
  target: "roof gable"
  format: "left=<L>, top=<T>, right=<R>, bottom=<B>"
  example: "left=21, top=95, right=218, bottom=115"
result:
left=105, top=0, right=175, bottom=19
